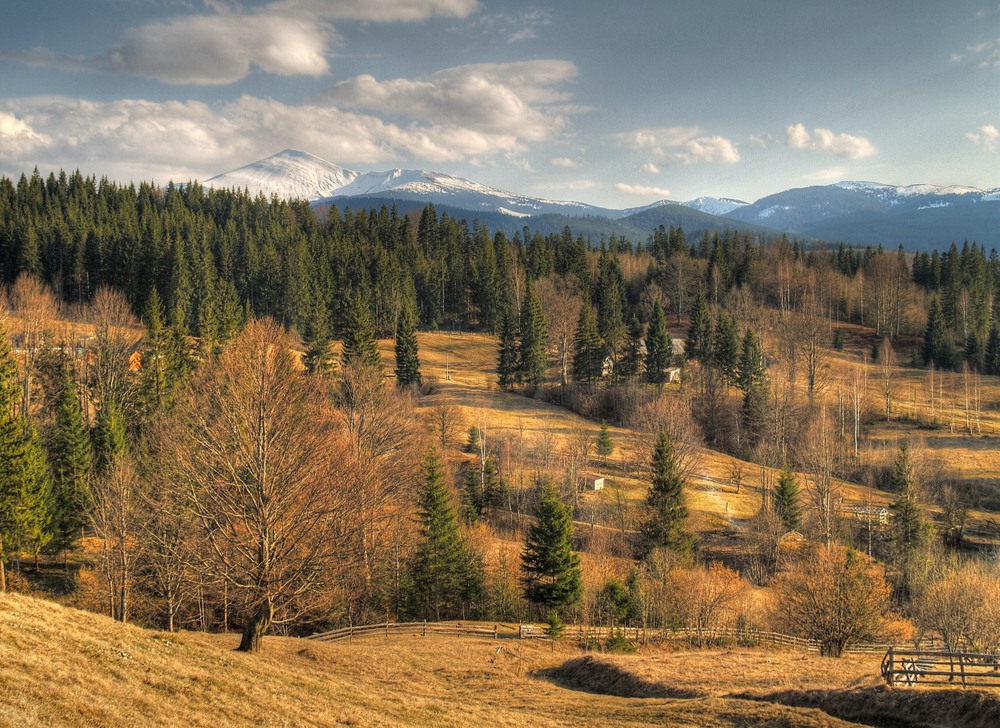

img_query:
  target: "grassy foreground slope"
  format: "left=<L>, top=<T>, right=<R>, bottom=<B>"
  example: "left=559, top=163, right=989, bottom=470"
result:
left=2, top=591, right=871, bottom=728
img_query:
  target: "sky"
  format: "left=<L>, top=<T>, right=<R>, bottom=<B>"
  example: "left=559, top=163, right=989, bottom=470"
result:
left=1, top=0, right=999, bottom=208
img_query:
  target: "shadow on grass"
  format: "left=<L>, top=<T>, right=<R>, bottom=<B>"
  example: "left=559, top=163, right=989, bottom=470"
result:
left=540, top=656, right=706, bottom=699
left=731, top=686, right=1000, bottom=728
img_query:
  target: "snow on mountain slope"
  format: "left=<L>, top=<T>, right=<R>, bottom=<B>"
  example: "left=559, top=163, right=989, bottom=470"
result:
left=205, top=149, right=357, bottom=200
left=682, top=196, right=748, bottom=216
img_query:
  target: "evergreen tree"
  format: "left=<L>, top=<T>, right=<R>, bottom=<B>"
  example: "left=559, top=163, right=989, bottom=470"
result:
left=596, top=421, right=614, bottom=464
left=774, top=465, right=802, bottom=532
left=736, top=327, right=766, bottom=394
left=0, top=326, right=40, bottom=590
left=16, top=422, right=52, bottom=565
left=518, top=278, right=548, bottom=389
left=710, top=311, right=740, bottom=384
left=986, top=325, right=1000, bottom=376
left=571, top=304, right=605, bottom=383
left=301, top=288, right=335, bottom=375
left=92, top=400, right=127, bottom=476
left=685, top=289, right=712, bottom=362
left=644, top=300, right=670, bottom=385
left=888, top=443, right=930, bottom=565
left=394, top=305, right=421, bottom=388
left=496, top=311, right=520, bottom=390
left=596, top=274, right=626, bottom=365
left=409, top=449, right=483, bottom=620
left=521, top=477, right=582, bottom=615
left=617, top=314, right=645, bottom=380
left=640, top=432, right=693, bottom=556
left=463, top=456, right=503, bottom=524
left=46, top=363, right=92, bottom=561
left=922, top=296, right=955, bottom=370
left=341, top=294, right=382, bottom=370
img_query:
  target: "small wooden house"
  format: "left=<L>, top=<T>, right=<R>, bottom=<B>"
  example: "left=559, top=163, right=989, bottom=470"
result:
left=580, top=473, right=605, bottom=491
left=665, top=366, right=682, bottom=383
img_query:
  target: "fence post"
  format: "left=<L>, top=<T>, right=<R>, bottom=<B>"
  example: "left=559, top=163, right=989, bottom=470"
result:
left=959, top=653, right=967, bottom=688
left=423, top=620, right=427, bottom=637
left=494, top=623, right=498, bottom=640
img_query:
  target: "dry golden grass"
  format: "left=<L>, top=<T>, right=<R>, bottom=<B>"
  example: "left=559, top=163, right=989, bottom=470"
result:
left=2, top=591, right=885, bottom=727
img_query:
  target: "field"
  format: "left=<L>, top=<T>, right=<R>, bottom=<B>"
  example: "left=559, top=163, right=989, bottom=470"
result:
left=7, top=590, right=1000, bottom=728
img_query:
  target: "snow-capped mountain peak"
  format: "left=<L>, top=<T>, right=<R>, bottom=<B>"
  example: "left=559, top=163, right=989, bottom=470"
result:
left=205, top=149, right=357, bottom=200
left=682, top=196, right=749, bottom=216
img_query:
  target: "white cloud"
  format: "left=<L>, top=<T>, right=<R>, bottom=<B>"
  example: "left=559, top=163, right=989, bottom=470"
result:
left=965, top=124, right=999, bottom=151
left=964, top=38, right=1000, bottom=69
left=322, top=61, right=577, bottom=141
left=551, top=157, right=577, bottom=168
left=640, top=161, right=661, bottom=174
left=615, top=182, right=671, bottom=197
left=677, top=135, right=740, bottom=164
left=0, top=0, right=479, bottom=85
left=804, top=167, right=848, bottom=182
left=0, top=111, right=50, bottom=157
left=786, top=123, right=877, bottom=159
left=614, top=126, right=739, bottom=165
left=0, top=91, right=560, bottom=182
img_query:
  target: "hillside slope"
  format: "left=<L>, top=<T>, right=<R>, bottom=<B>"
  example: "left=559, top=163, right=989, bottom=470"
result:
left=1, top=591, right=875, bottom=727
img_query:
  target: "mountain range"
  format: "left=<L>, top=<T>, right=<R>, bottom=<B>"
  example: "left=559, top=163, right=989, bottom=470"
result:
left=205, top=150, right=1000, bottom=251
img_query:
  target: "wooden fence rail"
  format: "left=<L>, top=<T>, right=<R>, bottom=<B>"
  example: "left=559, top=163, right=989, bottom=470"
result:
left=305, top=621, right=893, bottom=654
left=881, top=647, right=1000, bottom=687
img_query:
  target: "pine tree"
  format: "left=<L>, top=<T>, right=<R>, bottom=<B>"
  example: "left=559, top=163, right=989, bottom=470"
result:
left=774, top=465, right=802, bottom=532
left=641, top=432, right=693, bottom=556
left=521, top=477, right=582, bottom=615
left=496, top=311, right=520, bottom=390
left=409, top=449, right=483, bottom=620
left=644, top=300, right=670, bottom=385
left=710, top=311, right=740, bottom=384
left=394, top=305, right=421, bottom=388
left=685, top=289, right=712, bottom=362
left=596, top=421, right=614, bottom=464
left=0, top=325, right=39, bottom=590
left=341, top=294, right=382, bottom=370
left=986, top=325, right=1000, bottom=376
left=518, top=278, right=548, bottom=389
left=922, top=296, right=955, bottom=370
left=46, top=363, right=92, bottom=561
left=737, top=327, right=766, bottom=394
left=617, top=314, right=644, bottom=379
left=301, top=288, right=335, bottom=375
left=92, top=400, right=127, bottom=476
left=571, top=304, right=605, bottom=383
left=16, top=422, right=52, bottom=565
left=596, top=274, right=626, bottom=364
left=888, top=443, right=930, bottom=566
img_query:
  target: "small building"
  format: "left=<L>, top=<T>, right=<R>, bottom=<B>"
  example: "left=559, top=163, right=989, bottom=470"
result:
left=671, top=338, right=686, bottom=356
left=665, top=366, right=682, bottom=384
left=580, top=473, right=605, bottom=491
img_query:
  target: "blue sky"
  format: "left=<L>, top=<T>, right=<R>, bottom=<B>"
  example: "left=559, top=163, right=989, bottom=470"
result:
left=1, top=0, right=998, bottom=207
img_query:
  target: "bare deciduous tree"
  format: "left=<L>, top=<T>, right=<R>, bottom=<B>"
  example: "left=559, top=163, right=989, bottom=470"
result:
left=536, top=276, right=581, bottom=388
left=168, top=319, right=358, bottom=652
left=10, top=273, right=57, bottom=417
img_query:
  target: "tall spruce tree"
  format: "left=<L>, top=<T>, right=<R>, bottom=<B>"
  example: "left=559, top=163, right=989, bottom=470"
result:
left=617, top=313, right=645, bottom=379
left=394, top=305, right=421, bottom=388
left=774, top=465, right=802, bottom=532
left=710, top=311, right=740, bottom=384
left=596, top=421, right=614, bottom=464
left=888, top=443, right=930, bottom=566
left=922, top=296, right=955, bottom=370
left=521, top=477, right=582, bottom=616
left=16, top=422, right=52, bottom=566
left=572, top=304, right=605, bottom=383
left=341, top=294, right=382, bottom=370
left=986, top=325, right=1000, bottom=376
left=685, top=289, right=712, bottom=362
left=92, top=400, right=127, bottom=476
left=46, top=363, right=92, bottom=562
left=496, top=311, right=520, bottom=390
left=640, top=432, right=693, bottom=556
left=737, top=327, right=766, bottom=394
left=518, top=278, right=548, bottom=389
left=409, top=450, right=483, bottom=620
left=644, top=300, right=670, bottom=384
left=0, top=325, right=35, bottom=590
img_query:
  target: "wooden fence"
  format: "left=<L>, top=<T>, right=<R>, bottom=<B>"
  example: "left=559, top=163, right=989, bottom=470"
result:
left=305, top=620, right=891, bottom=654
left=881, top=647, right=1000, bottom=688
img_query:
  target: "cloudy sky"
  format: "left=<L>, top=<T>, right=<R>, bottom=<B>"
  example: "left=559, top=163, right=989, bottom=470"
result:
left=1, top=0, right=998, bottom=207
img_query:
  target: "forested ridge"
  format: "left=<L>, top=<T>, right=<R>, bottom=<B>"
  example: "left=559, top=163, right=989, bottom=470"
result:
left=1, top=167, right=1000, bottom=657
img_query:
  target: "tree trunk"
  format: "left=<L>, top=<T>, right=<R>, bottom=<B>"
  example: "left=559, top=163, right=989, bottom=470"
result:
left=238, top=599, right=273, bottom=653
left=821, top=640, right=845, bottom=658
left=0, top=533, right=6, bottom=592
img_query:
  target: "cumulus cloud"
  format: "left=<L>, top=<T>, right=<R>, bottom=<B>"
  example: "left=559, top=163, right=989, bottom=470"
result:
left=615, top=182, right=671, bottom=197
left=0, top=0, right=479, bottom=85
left=322, top=60, right=577, bottom=141
left=0, top=111, right=50, bottom=157
left=640, top=161, right=661, bottom=174
left=551, top=157, right=577, bottom=168
left=0, top=90, right=558, bottom=182
left=614, top=125, right=739, bottom=165
left=786, top=123, right=877, bottom=159
left=965, top=124, right=999, bottom=151
left=960, top=38, right=1000, bottom=69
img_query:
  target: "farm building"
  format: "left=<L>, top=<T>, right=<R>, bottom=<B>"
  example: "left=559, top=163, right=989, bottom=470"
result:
left=580, top=473, right=605, bottom=491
